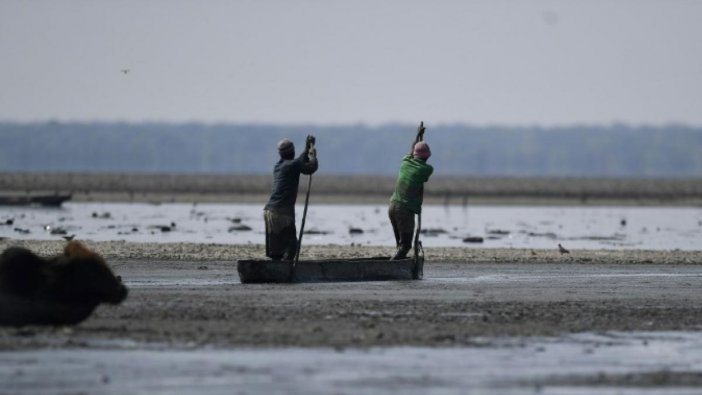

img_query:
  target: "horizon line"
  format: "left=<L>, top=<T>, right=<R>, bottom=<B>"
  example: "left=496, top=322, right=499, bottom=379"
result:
left=1, top=119, right=701, bottom=130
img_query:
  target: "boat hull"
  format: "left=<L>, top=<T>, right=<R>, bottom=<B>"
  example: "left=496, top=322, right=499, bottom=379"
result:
left=237, top=256, right=423, bottom=283
left=0, top=194, right=72, bottom=207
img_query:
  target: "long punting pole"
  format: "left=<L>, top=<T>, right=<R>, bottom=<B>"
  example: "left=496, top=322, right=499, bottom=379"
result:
left=294, top=144, right=315, bottom=270
left=414, top=122, right=424, bottom=262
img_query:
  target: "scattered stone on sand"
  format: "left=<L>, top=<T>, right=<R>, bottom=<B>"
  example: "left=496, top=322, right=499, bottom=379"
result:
left=45, top=226, right=68, bottom=236
left=462, top=236, right=484, bottom=243
left=148, top=225, right=173, bottom=232
left=421, top=228, right=448, bottom=236
left=526, top=231, right=558, bottom=239
left=304, top=229, right=330, bottom=235
left=91, top=212, right=112, bottom=219
left=229, top=224, right=252, bottom=232
left=349, top=228, right=363, bottom=234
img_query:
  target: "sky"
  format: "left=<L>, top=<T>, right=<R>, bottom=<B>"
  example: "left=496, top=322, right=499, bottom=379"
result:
left=1, top=0, right=701, bottom=126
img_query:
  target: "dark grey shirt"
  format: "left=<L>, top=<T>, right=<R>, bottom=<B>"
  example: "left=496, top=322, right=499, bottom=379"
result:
left=264, top=152, right=318, bottom=211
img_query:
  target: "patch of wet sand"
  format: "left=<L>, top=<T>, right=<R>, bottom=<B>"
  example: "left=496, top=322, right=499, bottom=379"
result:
left=2, top=241, right=702, bottom=392
left=1, top=241, right=701, bottom=350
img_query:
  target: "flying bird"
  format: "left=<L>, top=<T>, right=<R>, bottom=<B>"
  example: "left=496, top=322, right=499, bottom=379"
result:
left=558, top=243, right=570, bottom=254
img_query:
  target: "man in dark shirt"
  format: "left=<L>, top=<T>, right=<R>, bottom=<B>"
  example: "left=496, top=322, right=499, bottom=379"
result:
left=264, top=135, right=318, bottom=260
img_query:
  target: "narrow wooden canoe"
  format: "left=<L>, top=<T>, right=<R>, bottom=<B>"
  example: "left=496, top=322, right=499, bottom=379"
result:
left=0, top=194, right=72, bottom=207
left=237, top=256, right=424, bottom=283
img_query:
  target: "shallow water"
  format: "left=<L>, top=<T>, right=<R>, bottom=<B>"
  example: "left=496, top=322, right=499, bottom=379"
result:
left=2, top=331, right=702, bottom=394
left=1, top=203, right=700, bottom=250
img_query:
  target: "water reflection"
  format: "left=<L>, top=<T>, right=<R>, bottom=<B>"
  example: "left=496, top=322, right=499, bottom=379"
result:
left=2, top=331, right=702, bottom=394
left=0, top=203, right=700, bottom=250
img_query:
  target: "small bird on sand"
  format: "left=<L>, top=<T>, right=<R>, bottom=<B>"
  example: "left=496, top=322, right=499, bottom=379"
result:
left=558, top=243, right=570, bottom=254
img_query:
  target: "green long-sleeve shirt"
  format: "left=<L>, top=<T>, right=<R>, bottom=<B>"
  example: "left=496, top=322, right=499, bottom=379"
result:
left=390, top=155, right=433, bottom=214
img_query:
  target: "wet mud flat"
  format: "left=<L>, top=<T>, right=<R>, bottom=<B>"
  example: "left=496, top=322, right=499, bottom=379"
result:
left=1, top=242, right=702, bottom=393
left=4, top=258, right=701, bottom=350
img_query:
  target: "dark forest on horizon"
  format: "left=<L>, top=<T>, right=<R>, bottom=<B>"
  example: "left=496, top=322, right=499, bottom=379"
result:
left=1, top=122, right=701, bottom=178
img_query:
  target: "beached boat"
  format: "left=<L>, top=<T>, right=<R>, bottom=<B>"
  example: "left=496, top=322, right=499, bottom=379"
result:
left=0, top=193, right=72, bottom=207
left=237, top=255, right=424, bottom=283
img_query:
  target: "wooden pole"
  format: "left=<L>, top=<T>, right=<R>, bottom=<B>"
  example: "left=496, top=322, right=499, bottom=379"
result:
left=414, top=121, right=424, bottom=262
left=294, top=174, right=312, bottom=267
left=294, top=140, right=315, bottom=271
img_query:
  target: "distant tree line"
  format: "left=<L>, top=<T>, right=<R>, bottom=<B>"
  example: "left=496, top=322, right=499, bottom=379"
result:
left=0, top=122, right=700, bottom=177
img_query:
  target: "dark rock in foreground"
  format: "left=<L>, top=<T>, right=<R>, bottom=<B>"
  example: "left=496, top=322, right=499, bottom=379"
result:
left=0, top=241, right=128, bottom=326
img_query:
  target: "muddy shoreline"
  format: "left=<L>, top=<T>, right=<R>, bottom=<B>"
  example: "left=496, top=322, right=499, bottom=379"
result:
left=2, top=240, right=701, bottom=264
left=1, top=241, right=701, bottom=351
left=2, top=172, right=702, bottom=205
left=3, top=240, right=702, bottom=392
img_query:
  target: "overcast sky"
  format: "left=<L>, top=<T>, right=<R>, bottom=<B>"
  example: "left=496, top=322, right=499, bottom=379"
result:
left=1, top=0, right=701, bottom=126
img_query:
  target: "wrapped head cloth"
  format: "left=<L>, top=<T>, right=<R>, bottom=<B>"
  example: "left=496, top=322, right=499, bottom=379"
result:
left=413, top=141, right=431, bottom=160
left=277, top=138, right=294, bottom=157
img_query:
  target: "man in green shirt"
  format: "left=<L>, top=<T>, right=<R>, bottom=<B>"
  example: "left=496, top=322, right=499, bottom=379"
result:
left=388, top=124, right=433, bottom=260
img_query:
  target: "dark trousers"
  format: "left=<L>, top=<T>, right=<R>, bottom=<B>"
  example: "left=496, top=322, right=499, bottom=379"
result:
left=264, top=209, right=297, bottom=260
left=388, top=202, right=415, bottom=252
